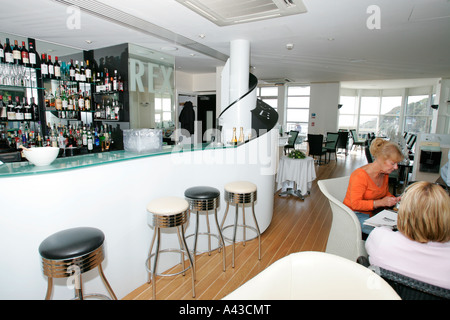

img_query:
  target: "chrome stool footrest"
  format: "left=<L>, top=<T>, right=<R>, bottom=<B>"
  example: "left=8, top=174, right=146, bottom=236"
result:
left=145, top=248, right=192, bottom=277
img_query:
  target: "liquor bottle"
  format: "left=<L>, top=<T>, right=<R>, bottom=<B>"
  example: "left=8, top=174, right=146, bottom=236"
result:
left=40, top=54, right=48, bottom=78
left=79, top=61, right=86, bottom=82
left=30, top=97, right=39, bottom=121
left=47, top=55, right=55, bottom=79
left=0, top=95, right=6, bottom=121
left=85, top=60, right=92, bottom=81
left=4, top=38, right=14, bottom=64
left=78, top=90, right=85, bottom=111
left=94, top=126, right=100, bottom=150
left=0, top=40, right=4, bottom=63
left=14, top=96, right=23, bottom=120
left=67, top=89, right=74, bottom=111
left=113, top=70, right=118, bottom=91
left=84, top=92, right=91, bottom=111
left=69, top=59, right=75, bottom=81
left=87, top=127, right=93, bottom=151
left=21, top=41, right=29, bottom=67
left=7, top=96, right=15, bottom=120
left=55, top=89, right=62, bottom=111
left=238, top=127, right=244, bottom=143
left=28, top=41, right=38, bottom=68
left=104, top=69, right=110, bottom=91
left=54, top=56, right=61, bottom=79
left=82, top=125, right=87, bottom=146
left=231, top=127, right=237, bottom=145
left=118, top=74, right=124, bottom=91
left=12, top=40, right=22, bottom=65
left=74, top=60, right=80, bottom=81
left=114, top=100, right=120, bottom=120
left=23, top=97, right=33, bottom=121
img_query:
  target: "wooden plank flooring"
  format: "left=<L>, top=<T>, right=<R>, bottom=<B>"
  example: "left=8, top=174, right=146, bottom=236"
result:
left=123, top=151, right=366, bottom=300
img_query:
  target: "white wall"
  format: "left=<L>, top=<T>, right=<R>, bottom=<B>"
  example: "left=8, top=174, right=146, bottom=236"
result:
left=308, top=83, right=340, bottom=134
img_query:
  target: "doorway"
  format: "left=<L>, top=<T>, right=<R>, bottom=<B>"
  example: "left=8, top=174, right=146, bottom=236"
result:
left=197, top=95, right=216, bottom=143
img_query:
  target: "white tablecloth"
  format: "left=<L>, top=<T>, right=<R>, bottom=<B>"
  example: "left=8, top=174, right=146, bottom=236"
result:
left=276, top=156, right=316, bottom=196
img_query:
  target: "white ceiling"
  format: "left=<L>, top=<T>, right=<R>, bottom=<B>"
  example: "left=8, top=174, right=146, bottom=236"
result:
left=1, top=0, right=449, bottom=88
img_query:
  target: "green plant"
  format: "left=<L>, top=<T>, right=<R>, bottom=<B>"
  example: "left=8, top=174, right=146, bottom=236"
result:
left=287, top=149, right=306, bottom=159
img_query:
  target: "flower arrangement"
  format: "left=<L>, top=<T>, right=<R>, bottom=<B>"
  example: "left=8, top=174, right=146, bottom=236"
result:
left=287, top=149, right=306, bottom=159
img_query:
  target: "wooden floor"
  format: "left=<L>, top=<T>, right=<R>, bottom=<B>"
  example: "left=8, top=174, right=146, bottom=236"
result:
left=123, top=150, right=366, bottom=300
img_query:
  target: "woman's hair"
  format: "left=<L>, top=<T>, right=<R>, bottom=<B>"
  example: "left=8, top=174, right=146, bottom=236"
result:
left=369, top=138, right=404, bottom=162
left=397, top=181, right=450, bottom=243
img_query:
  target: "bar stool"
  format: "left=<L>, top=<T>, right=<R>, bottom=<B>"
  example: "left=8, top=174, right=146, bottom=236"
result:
left=145, top=196, right=195, bottom=299
left=221, top=181, right=261, bottom=268
left=184, top=186, right=226, bottom=272
left=38, top=227, right=117, bottom=300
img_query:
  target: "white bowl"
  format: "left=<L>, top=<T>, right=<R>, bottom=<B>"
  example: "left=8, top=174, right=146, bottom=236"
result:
left=22, top=147, right=60, bottom=166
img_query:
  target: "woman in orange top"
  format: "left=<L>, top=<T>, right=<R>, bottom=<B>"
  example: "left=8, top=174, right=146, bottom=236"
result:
left=344, top=137, right=403, bottom=236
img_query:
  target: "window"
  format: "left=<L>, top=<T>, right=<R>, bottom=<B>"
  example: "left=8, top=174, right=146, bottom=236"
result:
left=257, top=86, right=278, bottom=111
left=155, top=94, right=173, bottom=123
left=404, top=95, right=432, bottom=133
left=286, top=85, right=310, bottom=135
left=338, top=95, right=358, bottom=131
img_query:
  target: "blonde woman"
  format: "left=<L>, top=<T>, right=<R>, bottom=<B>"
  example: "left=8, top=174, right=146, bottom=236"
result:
left=366, top=181, right=450, bottom=289
left=344, top=138, right=404, bottom=235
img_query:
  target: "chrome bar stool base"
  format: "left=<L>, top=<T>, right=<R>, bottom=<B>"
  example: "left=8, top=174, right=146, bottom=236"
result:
left=145, top=196, right=195, bottom=299
left=38, top=227, right=117, bottom=300
left=185, top=186, right=226, bottom=272
left=221, top=181, right=261, bottom=268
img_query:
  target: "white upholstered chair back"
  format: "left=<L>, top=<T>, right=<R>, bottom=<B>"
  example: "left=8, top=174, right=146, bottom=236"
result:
left=318, top=176, right=367, bottom=261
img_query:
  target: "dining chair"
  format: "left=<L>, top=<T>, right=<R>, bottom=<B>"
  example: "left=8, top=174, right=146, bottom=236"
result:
left=283, top=130, right=299, bottom=155
left=317, top=176, right=367, bottom=262
left=324, top=132, right=339, bottom=162
left=336, top=130, right=349, bottom=155
left=350, top=129, right=365, bottom=151
left=307, top=134, right=327, bottom=165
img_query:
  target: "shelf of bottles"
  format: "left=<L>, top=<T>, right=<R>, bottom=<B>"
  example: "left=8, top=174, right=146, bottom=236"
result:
left=0, top=38, right=43, bottom=151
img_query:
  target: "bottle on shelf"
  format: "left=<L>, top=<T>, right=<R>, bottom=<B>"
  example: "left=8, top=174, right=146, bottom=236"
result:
left=87, top=126, right=93, bottom=151
left=12, top=40, right=22, bottom=65
left=21, top=41, right=29, bottom=67
left=69, top=59, right=75, bottom=81
left=85, top=60, right=92, bottom=82
left=47, top=55, right=55, bottom=79
left=113, top=70, right=118, bottom=91
left=23, top=97, right=33, bottom=121
left=30, top=97, right=39, bottom=121
left=74, top=60, right=80, bottom=82
left=4, top=38, right=14, bottom=64
left=40, top=54, right=48, bottom=78
left=78, top=90, right=85, bottom=111
left=238, top=127, right=244, bottom=143
left=7, top=96, right=15, bottom=120
left=0, top=95, right=7, bottom=121
left=79, top=61, right=86, bottom=82
left=14, top=96, right=23, bottom=120
left=0, top=40, right=4, bottom=63
left=232, top=127, right=237, bottom=145
left=54, top=56, right=61, bottom=80
left=28, top=41, right=38, bottom=68
left=84, top=91, right=91, bottom=111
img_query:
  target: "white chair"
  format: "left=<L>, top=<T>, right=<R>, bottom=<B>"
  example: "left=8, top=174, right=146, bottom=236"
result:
left=222, top=251, right=400, bottom=300
left=317, top=176, right=367, bottom=261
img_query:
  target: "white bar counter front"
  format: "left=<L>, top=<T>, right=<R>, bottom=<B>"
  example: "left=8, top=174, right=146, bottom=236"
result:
left=0, top=129, right=278, bottom=300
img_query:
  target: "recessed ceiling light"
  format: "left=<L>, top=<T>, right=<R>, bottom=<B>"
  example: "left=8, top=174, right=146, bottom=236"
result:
left=85, top=40, right=93, bottom=44
left=198, top=34, right=206, bottom=39
left=286, top=43, right=294, bottom=50
left=327, top=37, right=335, bottom=41
left=190, top=53, right=196, bottom=56
left=160, top=46, right=178, bottom=51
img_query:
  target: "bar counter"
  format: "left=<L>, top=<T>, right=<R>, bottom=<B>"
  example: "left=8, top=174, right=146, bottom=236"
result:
left=0, top=129, right=278, bottom=299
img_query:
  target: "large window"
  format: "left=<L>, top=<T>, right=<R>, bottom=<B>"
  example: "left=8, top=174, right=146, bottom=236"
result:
left=285, top=85, right=310, bottom=135
left=338, top=86, right=434, bottom=137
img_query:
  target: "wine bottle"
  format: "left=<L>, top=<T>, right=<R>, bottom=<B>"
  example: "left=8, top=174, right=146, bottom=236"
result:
left=7, top=96, right=15, bottom=120
left=232, top=127, right=237, bottom=145
left=87, top=128, right=93, bottom=152
left=47, top=55, right=55, bottom=79
left=28, top=41, right=38, bottom=68
left=69, top=59, right=75, bottom=81
left=14, top=96, right=23, bottom=120
left=54, top=56, right=61, bottom=79
left=85, top=60, right=92, bottom=81
left=40, top=54, right=48, bottom=78
left=30, top=97, right=39, bottom=121
left=0, top=41, right=4, bottom=63
left=23, top=97, right=32, bottom=120
left=12, top=40, right=22, bottom=65
left=79, top=61, right=86, bottom=82
left=21, top=41, right=29, bottom=66
left=78, top=90, right=84, bottom=111
left=113, top=70, right=118, bottom=91
left=4, top=38, right=14, bottom=64
left=74, top=60, right=80, bottom=81
left=0, top=95, right=7, bottom=121
left=84, top=91, right=91, bottom=111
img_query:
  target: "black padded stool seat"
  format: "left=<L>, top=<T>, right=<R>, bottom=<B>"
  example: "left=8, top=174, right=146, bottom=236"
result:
left=39, top=227, right=104, bottom=260
left=38, top=227, right=116, bottom=300
left=184, top=186, right=226, bottom=272
left=185, top=186, right=220, bottom=200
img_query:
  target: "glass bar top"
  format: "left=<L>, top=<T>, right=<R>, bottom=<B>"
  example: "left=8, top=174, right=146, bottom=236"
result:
left=0, top=142, right=234, bottom=178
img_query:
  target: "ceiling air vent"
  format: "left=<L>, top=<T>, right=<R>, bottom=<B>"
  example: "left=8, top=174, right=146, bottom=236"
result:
left=175, top=0, right=307, bottom=26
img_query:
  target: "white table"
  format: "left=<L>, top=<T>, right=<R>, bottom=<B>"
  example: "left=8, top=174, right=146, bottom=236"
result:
left=276, top=156, right=316, bottom=199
